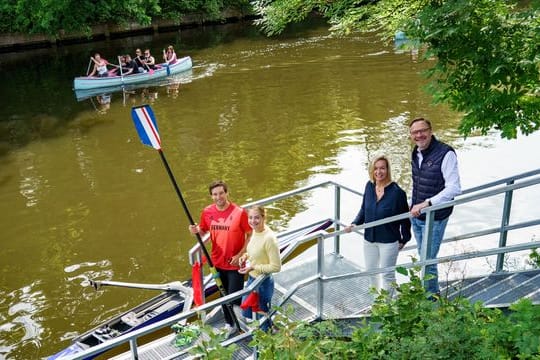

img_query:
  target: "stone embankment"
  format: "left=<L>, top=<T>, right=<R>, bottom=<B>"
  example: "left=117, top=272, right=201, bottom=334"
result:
left=0, top=10, right=253, bottom=53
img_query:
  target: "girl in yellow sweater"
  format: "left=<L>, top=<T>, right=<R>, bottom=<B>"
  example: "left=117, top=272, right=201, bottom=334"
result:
left=239, top=205, right=281, bottom=331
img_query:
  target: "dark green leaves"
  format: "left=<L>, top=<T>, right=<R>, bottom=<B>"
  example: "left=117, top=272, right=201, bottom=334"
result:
left=255, top=0, right=540, bottom=139
left=0, top=0, right=249, bottom=36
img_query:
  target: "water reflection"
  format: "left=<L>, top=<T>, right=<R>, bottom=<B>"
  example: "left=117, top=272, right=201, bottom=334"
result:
left=165, top=82, right=180, bottom=98
left=16, top=149, right=48, bottom=208
left=74, top=70, right=192, bottom=114
left=0, top=282, right=45, bottom=358
left=94, top=94, right=112, bottom=114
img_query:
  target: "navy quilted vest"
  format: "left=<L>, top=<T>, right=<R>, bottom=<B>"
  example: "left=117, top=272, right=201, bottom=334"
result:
left=411, top=136, right=455, bottom=220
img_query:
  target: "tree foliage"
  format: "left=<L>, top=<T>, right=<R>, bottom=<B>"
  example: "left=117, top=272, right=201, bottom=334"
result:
left=0, top=0, right=250, bottom=36
left=252, top=0, right=540, bottom=139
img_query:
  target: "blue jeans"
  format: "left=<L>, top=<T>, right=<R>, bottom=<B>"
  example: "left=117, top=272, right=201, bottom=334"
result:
left=242, top=275, right=274, bottom=331
left=412, top=217, right=449, bottom=294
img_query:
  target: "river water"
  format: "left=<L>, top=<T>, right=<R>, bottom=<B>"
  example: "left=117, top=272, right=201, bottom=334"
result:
left=1, top=20, right=539, bottom=359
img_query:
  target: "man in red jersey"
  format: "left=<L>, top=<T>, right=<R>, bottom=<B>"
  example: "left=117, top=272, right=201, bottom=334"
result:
left=189, top=180, right=251, bottom=335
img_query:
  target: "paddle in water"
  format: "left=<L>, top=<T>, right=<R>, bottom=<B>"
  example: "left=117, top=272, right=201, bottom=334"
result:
left=130, top=104, right=241, bottom=331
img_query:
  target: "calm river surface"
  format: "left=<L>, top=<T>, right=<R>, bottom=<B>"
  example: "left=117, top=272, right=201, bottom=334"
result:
left=1, top=20, right=540, bottom=359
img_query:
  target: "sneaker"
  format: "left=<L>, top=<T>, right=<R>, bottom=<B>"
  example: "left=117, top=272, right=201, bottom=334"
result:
left=221, top=323, right=238, bottom=338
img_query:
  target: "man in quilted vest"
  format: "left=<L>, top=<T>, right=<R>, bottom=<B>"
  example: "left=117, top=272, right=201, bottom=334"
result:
left=409, top=118, right=461, bottom=297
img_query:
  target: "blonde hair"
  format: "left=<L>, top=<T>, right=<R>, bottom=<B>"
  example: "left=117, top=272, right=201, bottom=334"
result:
left=248, top=205, right=266, bottom=217
left=368, top=154, right=392, bottom=184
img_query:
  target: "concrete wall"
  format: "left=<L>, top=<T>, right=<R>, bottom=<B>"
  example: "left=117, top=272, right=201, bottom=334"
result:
left=0, top=10, right=253, bottom=53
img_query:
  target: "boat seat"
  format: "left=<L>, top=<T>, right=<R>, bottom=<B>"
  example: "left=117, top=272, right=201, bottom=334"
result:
left=121, top=312, right=142, bottom=327
left=142, top=310, right=160, bottom=321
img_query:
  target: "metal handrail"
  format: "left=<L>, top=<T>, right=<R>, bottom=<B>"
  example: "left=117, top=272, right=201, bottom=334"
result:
left=461, top=168, right=540, bottom=195
left=187, top=169, right=540, bottom=310
left=188, top=181, right=362, bottom=265
left=62, top=168, right=540, bottom=359
left=62, top=275, right=269, bottom=360
left=271, top=235, right=540, bottom=321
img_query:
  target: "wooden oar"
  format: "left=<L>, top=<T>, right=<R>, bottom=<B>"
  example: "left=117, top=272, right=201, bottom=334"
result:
left=138, top=55, right=154, bottom=75
left=131, top=105, right=241, bottom=332
left=143, top=61, right=154, bottom=75
left=117, top=55, right=124, bottom=85
left=86, top=58, right=93, bottom=76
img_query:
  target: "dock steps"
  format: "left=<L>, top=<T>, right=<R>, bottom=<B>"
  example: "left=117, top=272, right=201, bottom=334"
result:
left=441, top=269, right=540, bottom=308
left=111, top=256, right=540, bottom=359
left=273, top=253, right=372, bottom=320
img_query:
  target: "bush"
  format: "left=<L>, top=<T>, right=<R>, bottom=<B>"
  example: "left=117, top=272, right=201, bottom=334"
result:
left=191, top=266, right=540, bottom=359
left=0, top=0, right=252, bottom=36
left=244, top=266, right=540, bottom=359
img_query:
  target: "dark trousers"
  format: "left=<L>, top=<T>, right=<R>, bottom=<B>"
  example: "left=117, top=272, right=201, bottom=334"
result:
left=217, top=268, right=244, bottom=326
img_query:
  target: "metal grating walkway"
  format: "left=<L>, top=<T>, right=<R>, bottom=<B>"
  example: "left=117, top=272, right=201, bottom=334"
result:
left=441, top=269, right=540, bottom=307
left=109, top=253, right=370, bottom=360
left=273, top=253, right=372, bottom=320
left=109, top=306, right=255, bottom=360
left=111, top=257, right=540, bottom=359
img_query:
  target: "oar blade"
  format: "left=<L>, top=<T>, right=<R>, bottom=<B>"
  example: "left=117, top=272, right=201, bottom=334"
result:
left=131, top=105, right=161, bottom=150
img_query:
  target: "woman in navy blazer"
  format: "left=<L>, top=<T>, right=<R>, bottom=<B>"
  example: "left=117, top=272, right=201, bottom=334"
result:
left=346, top=154, right=411, bottom=295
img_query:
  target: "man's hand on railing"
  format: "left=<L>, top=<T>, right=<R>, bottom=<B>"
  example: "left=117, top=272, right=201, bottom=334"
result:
left=410, top=200, right=430, bottom=217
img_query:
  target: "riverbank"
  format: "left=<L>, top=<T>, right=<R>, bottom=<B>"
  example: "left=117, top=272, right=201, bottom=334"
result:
left=0, top=9, right=254, bottom=53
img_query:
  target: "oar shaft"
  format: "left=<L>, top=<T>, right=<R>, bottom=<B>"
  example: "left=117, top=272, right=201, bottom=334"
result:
left=118, top=55, right=124, bottom=84
left=90, top=280, right=187, bottom=292
left=86, top=58, right=93, bottom=76
left=157, top=149, right=240, bottom=329
left=158, top=150, right=196, bottom=223
left=131, top=105, right=240, bottom=330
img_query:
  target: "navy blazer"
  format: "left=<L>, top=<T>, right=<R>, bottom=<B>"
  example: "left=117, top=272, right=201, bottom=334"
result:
left=352, top=181, right=411, bottom=244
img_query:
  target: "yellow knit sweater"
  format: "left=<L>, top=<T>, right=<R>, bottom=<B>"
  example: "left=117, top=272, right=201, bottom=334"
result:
left=246, top=225, right=281, bottom=278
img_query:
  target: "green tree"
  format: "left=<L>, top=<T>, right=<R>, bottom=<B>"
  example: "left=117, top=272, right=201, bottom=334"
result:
left=252, top=0, right=540, bottom=139
left=0, top=0, right=250, bottom=36
left=0, top=0, right=160, bottom=35
left=159, top=0, right=251, bottom=22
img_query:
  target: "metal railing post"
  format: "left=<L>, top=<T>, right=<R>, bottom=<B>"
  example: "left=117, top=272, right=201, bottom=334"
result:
left=496, top=181, right=514, bottom=271
left=334, top=184, right=341, bottom=255
left=129, top=338, right=139, bottom=359
left=316, top=235, right=325, bottom=320
left=195, top=251, right=205, bottom=305
left=420, top=210, right=435, bottom=287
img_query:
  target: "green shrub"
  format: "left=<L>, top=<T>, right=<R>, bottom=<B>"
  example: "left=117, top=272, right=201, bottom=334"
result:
left=251, top=266, right=540, bottom=359
left=193, top=266, right=540, bottom=359
left=529, top=248, right=540, bottom=268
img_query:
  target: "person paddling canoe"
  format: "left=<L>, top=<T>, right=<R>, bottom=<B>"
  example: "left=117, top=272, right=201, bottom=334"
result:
left=88, top=53, right=116, bottom=77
